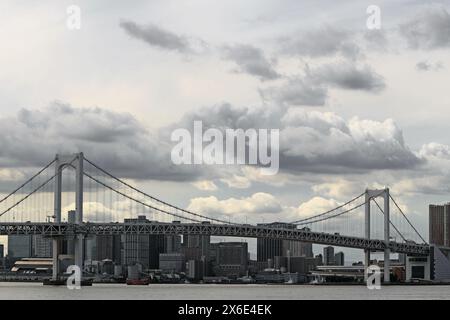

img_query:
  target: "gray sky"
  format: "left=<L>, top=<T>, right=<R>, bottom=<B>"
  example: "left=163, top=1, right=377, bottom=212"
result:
left=1, top=0, right=450, bottom=260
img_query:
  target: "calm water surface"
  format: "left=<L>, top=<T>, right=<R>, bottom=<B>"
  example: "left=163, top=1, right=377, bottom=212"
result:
left=0, top=283, right=450, bottom=300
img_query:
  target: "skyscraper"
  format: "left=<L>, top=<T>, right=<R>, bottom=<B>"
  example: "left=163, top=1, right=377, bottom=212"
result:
left=323, top=246, right=335, bottom=265
left=33, top=235, right=53, bottom=258
left=121, top=216, right=165, bottom=268
left=334, top=251, right=344, bottom=266
left=429, top=204, right=450, bottom=247
left=257, top=223, right=313, bottom=261
left=164, top=235, right=181, bottom=253
left=215, top=242, right=248, bottom=277
left=8, top=235, right=33, bottom=259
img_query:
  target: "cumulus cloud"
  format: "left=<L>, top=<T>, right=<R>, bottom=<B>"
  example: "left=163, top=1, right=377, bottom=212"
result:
left=399, top=8, right=450, bottom=50
left=295, top=196, right=341, bottom=218
left=260, top=62, right=385, bottom=107
left=312, top=180, right=362, bottom=199
left=222, top=44, right=280, bottom=81
left=259, top=78, right=328, bottom=107
left=279, top=109, right=422, bottom=173
left=192, top=180, right=218, bottom=191
left=282, top=26, right=361, bottom=59
left=187, top=192, right=283, bottom=216
left=120, top=20, right=203, bottom=54
left=168, top=103, right=422, bottom=175
left=389, top=142, right=450, bottom=196
left=419, top=142, right=450, bottom=159
left=416, top=60, right=444, bottom=71
left=0, top=102, right=203, bottom=182
left=307, top=62, right=386, bottom=93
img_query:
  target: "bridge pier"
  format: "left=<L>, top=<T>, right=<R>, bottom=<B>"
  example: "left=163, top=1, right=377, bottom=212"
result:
left=364, top=190, right=371, bottom=282
left=383, top=188, right=390, bottom=283
left=365, top=188, right=391, bottom=284
left=52, top=238, right=60, bottom=280
left=52, top=153, right=85, bottom=280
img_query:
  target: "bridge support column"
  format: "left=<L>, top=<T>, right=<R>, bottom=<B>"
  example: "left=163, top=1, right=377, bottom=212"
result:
left=384, top=188, right=390, bottom=283
left=53, top=153, right=85, bottom=278
left=74, top=153, right=84, bottom=274
left=364, top=190, right=371, bottom=282
left=52, top=238, right=60, bottom=280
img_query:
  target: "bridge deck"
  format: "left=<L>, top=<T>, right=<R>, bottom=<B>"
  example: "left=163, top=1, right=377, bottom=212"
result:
left=0, top=222, right=430, bottom=256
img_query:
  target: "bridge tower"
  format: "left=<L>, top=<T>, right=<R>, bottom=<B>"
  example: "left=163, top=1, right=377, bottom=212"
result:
left=364, top=188, right=391, bottom=284
left=52, top=153, right=84, bottom=280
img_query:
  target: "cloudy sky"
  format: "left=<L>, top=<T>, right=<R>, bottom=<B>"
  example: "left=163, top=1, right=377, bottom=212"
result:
left=1, top=0, right=450, bottom=260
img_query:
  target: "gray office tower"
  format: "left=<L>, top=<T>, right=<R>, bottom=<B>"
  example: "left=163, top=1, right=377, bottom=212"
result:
left=215, top=242, right=248, bottom=277
left=429, top=203, right=450, bottom=247
left=8, top=235, right=33, bottom=258
left=257, top=223, right=313, bottom=261
left=8, top=235, right=52, bottom=258
left=334, top=251, right=345, bottom=266
left=323, top=246, right=335, bottom=265
left=85, top=235, right=121, bottom=263
left=182, top=234, right=210, bottom=261
left=33, top=235, right=53, bottom=258
left=164, top=235, right=181, bottom=253
left=121, top=216, right=165, bottom=268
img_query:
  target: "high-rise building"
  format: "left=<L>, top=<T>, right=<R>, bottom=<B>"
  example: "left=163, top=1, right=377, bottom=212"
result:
left=315, top=254, right=323, bottom=266
left=429, top=204, right=450, bottom=247
left=214, top=242, right=248, bottom=277
left=159, top=253, right=185, bottom=272
left=182, top=234, right=210, bottom=275
left=85, top=235, right=121, bottom=263
left=334, top=251, right=345, bottom=266
left=8, top=235, right=33, bottom=258
left=164, top=235, right=181, bottom=253
left=257, top=223, right=312, bottom=261
left=184, top=234, right=210, bottom=257
left=33, top=235, right=52, bottom=258
left=323, top=246, right=335, bottom=265
left=121, top=216, right=164, bottom=268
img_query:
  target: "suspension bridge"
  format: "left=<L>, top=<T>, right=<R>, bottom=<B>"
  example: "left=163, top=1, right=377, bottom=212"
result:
left=0, top=153, right=430, bottom=283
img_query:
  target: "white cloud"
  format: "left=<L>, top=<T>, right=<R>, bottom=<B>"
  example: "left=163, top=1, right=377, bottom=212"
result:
left=192, top=180, right=218, bottom=191
left=187, top=192, right=283, bottom=216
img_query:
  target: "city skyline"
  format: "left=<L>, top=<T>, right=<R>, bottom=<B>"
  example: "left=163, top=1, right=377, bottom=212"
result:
left=2, top=0, right=450, bottom=263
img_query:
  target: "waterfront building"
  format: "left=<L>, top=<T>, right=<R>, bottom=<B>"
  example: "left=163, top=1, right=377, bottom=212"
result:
left=214, top=242, right=248, bottom=277
left=121, top=216, right=165, bottom=269
left=334, top=252, right=345, bottom=266
left=159, top=253, right=185, bottom=273
left=257, top=223, right=313, bottom=261
left=429, top=203, right=450, bottom=246
left=33, top=235, right=52, bottom=258
left=8, top=235, right=33, bottom=259
left=323, top=246, right=335, bottom=265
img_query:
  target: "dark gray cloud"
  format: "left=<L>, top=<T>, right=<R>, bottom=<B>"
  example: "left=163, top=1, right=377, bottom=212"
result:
left=259, top=62, right=385, bottom=107
left=168, top=103, right=423, bottom=174
left=222, top=44, right=280, bottom=81
left=399, top=8, right=450, bottom=50
left=282, top=26, right=361, bottom=59
left=0, top=102, right=203, bottom=182
left=1, top=100, right=423, bottom=190
left=259, top=78, right=328, bottom=106
left=308, top=62, right=386, bottom=93
left=416, top=60, right=444, bottom=71
left=120, top=20, right=196, bottom=53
